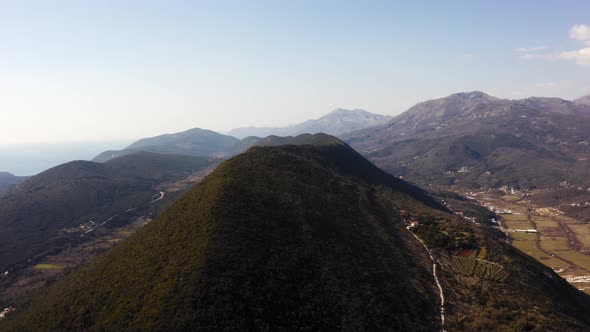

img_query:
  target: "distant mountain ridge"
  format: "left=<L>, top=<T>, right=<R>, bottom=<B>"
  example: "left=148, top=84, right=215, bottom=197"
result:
left=92, top=109, right=391, bottom=163
left=575, top=94, right=590, bottom=106
left=227, top=108, right=392, bottom=138
left=126, top=128, right=239, bottom=156
left=93, top=128, right=240, bottom=162
left=88, top=93, right=590, bottom=193
left=0, top=172, right=27, bottom=195
left=344, top=91, right=590, bottom=191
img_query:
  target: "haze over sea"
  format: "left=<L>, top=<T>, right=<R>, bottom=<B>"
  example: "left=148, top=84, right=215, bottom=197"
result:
left=0, top=140, right=132, bottom=176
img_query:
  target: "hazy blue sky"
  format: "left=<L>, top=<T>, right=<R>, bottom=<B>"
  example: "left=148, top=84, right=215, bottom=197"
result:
left=1, top=0, right=589, bottom=145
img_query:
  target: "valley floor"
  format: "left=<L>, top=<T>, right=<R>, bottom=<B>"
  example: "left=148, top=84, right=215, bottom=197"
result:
left=0, top=164, right=219, bottom=318
left=469, top=191, right=590, bottom=294
left=0, top=215, right=153, bottom=303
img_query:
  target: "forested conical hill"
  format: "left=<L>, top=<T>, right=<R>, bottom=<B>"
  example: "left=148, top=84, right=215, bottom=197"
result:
left=5, top=142, right=442, bottom=330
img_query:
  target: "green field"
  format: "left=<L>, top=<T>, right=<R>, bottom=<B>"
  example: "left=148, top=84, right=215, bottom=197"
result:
left=569, top=224, right=590, bottom=248
left=557, top=250, right=590, bottom=270
left=33, top=264, right=63, bottom=270
left=502, top=214, right=532, bottom=230
left=511, top=233, right=564, bottom=266
left=506, top=209, right=590, bottom=294
left=540, top=237, right=569, bottom=250
left=501, top=195, right=521, bottom=202
left=117, top=229, right=133, bottom=236
left=535, top=218, right=561, bottom=231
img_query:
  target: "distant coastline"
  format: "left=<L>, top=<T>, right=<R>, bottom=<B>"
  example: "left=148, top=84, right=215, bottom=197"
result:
left=0, top=140, right=132, bottom=176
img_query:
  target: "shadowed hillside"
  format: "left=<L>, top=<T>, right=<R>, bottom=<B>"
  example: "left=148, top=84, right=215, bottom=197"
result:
left=0, top=152, right=212, bottom=273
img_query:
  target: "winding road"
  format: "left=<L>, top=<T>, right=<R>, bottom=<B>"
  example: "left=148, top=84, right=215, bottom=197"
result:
left=80, top=191, right=165, bottom=238
left=147, top=191, right=165, bottom=204
left=411, top=231, right=446, bottom=332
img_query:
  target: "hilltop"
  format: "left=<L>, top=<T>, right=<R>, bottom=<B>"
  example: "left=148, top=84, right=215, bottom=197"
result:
left=251, top=132, right=346, bottom=147
left=5, top=140, right=590, bottom=331
left=93, top=128, right=239, bottom=162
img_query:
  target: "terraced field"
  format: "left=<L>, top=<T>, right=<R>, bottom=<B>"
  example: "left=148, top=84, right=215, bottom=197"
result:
left=452, top=256, right=508, bottom=282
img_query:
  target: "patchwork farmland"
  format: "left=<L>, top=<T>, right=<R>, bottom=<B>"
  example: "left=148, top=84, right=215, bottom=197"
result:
left=468, top=191, right=590, bottom=294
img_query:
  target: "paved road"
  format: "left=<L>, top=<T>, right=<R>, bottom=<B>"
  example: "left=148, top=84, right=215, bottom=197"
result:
left=80, top=191, right=165, bottom=238
left=147, top=191, right=165, bottom=204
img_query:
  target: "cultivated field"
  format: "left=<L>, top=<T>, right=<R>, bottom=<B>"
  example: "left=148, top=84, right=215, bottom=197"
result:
left=0, top=216, right=152, bottom=303
left=470, top=192, right=590, bottom=294
left=32, top=264, right=63, bottom=270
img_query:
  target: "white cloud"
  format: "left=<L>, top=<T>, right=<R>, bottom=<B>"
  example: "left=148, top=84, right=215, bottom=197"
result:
left=515, top=46, right=547, bottom=53
left=559, top=47, right=590, bottom=66
left=569, top=24, right=590, bottom=44
left=519, top=53, right=557, bottom=61
left=517, top=24, right=590, bottom=67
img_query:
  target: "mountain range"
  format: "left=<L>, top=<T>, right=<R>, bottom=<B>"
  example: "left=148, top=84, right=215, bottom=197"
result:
left=344, top=91, right=590, bottom=192
left=90, top=92, right=590, bottom=219
left=5, top=135, right=590, bottom=331
left=92, top=94, right=590, bottom=195
left=227, top=108, right=392, bottom=138
left=92, top=109, right=391, bottom=163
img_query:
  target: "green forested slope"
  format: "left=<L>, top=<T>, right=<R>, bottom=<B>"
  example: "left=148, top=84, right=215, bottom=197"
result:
left=0, top=152, right=211, bottom=272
